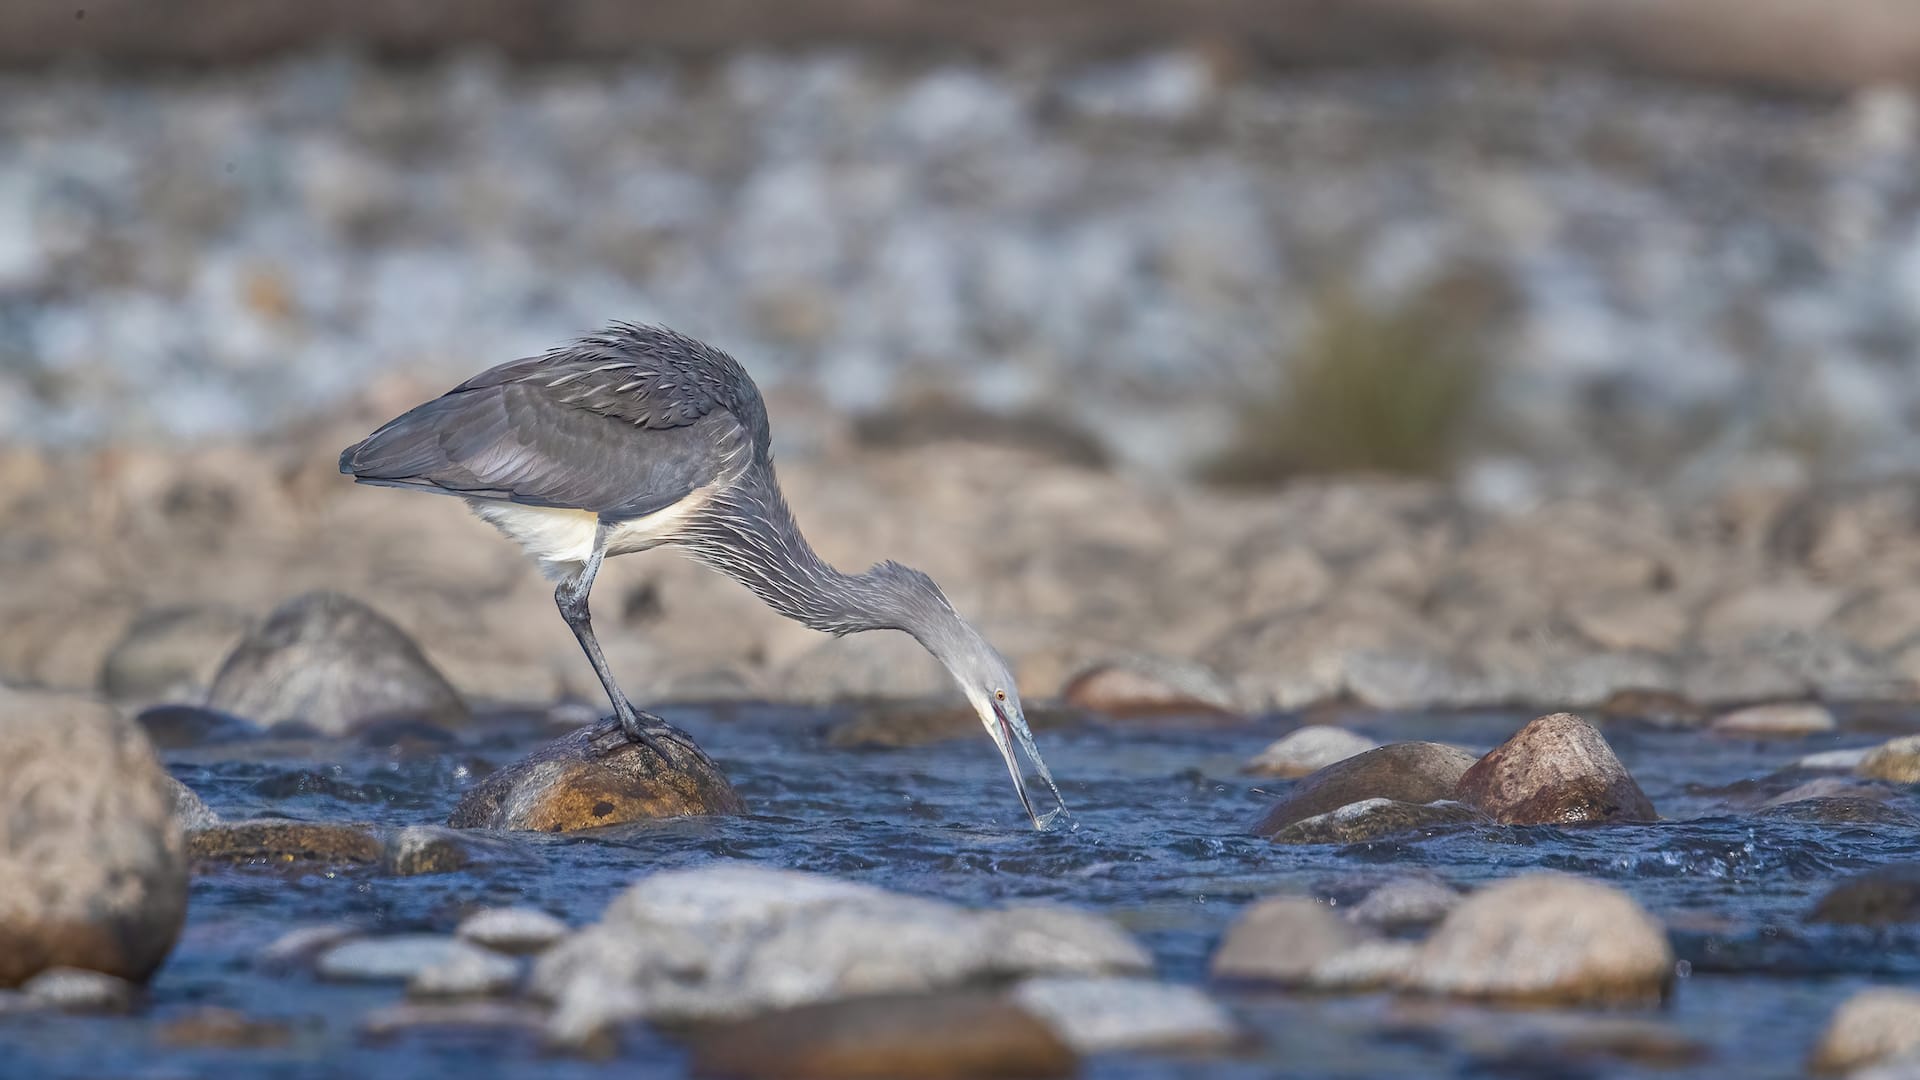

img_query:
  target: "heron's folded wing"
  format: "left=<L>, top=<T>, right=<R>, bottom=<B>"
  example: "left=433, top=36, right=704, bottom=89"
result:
left=339, top=380, right=744, bottom=520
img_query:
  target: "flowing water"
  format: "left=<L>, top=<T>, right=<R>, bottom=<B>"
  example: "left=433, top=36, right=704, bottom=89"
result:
left=8, top=707, right=1920, bottom=1079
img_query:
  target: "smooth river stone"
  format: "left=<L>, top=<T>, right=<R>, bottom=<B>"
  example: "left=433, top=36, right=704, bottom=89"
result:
left=1810, top=988, right=1920, bottom=1073
left=1408, top=874, right=1673, bottom=1006
left=1269, top=798, right=1484, bottom=845
left=1859, top=735, right=1920, bottom=784
left=188, top=820, right=386, bottom=866
left=0, top=690, right=187, bottom=987
left=447, top=718, right=745, bottom=831
left=1210, top=896, right=1369, bottom=985
left=1454, top=712, right=1656, bottom=825
left=1247, top=742, right=1479, bottom=838
left=1011, top=976, right=1238, bottom=1053
left=686, top=990, right=1076, bottom=1080
left=1808, top=864, right=1920, bottom=926
left=1243, top=725, right=1381, bottom=777
left=206, top=590, right=469, bottom=735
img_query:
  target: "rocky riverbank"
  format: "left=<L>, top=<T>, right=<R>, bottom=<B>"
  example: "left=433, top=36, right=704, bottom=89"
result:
left=3, top=420, right=1919, bottom=720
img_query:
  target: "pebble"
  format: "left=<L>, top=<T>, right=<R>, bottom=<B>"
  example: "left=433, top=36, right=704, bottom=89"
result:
left=1798, top=747, right=1874, bottom=770
left=259, top=924, right=363, bottom=969
left=1243, top=725, right=1381, bottom=778
left=1060, top=655, right=1238, bottom=717
left=1011, top=977, right=1238, bottom=1053
left=456, top=908, right=569, bottom=956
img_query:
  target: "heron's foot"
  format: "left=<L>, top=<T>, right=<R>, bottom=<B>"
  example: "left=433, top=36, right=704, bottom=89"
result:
left=593, top=704, right=692, bottom=758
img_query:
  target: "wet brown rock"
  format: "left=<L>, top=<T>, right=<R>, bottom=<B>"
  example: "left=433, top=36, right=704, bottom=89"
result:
left=1808, top=864, right=1920, bottom=926
left=1810, top=988, right=1920, bottom=1073
left=1247, top=742, right=1479, bottom=838
left=1409, top=874, right=1673, bottom=1006
left=1060, top=655, right=1237, bottom=717
left=1271, top=798, right=1484, bottom=845
left=447, top=719, right=744, bottom=832
left=206, top=591, right=469, bottom=736
left=188, top=820, right=386, bottom=867
left=1210, top=896, right=1368, bottom=985
left=1757, top=796, right=1920, bottom=828
left=1858, top=735, right=1920, bottom=784
left=0, top=690, right=188, bottom=987
left=99, top=606, right=251, bottom=701
left=1243, top=725, right=1380, bottom=777
left=1455, top=712, right=1656, bottom=825
left=687, top=991, right=1075, bottom=1080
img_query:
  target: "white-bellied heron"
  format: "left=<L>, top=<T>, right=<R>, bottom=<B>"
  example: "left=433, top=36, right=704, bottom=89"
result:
left=340, top=323, right=1069, bottom=829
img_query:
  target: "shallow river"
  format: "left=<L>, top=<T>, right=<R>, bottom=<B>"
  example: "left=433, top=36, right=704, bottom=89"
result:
left=8, top=707, right=1920, bottom=1079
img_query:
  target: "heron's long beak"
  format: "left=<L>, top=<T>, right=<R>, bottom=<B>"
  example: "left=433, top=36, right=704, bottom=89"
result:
left=988, top=697, right=1071, bottom=832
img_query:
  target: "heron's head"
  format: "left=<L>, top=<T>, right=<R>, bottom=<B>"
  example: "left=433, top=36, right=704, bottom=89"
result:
left=873, top=563, right=1071, bottom=831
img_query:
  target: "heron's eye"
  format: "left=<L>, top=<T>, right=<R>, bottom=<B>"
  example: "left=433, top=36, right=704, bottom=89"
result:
left=994, top=689, right=1007, bottom=702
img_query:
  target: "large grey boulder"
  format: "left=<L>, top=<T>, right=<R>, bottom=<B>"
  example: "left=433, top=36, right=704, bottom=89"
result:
left=0, top=690, right=188, bottom=986
left=532, top=864, right=1149, bottom=1047
left=206, top=591, right=468, bottom=735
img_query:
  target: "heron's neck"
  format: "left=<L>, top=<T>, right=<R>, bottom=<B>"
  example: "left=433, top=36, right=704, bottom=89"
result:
left=679, top=470, right=951, bottom=638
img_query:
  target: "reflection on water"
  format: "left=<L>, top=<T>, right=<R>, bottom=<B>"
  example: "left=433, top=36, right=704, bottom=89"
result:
left=10, top=706, right=1920, bottom=1079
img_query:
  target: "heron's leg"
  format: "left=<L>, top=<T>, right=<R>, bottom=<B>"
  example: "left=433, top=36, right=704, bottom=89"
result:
left=554, top=524, right=671, bottom=755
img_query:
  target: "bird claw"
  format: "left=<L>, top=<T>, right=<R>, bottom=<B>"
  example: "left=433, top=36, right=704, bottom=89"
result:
left=594, top=709, right=693, bottom=759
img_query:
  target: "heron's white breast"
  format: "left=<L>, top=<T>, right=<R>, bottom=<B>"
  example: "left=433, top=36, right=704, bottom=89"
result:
left=466, top=488, right=716, bottom=580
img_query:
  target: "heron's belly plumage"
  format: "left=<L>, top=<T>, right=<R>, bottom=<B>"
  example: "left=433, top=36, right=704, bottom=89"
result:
left=466, top=488, right=716, bottom=579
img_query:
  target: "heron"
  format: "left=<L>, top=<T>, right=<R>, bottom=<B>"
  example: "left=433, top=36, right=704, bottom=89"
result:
left=340, top=323, right=1069, bottom=829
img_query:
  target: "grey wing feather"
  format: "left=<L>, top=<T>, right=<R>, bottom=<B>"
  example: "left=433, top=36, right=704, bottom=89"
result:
left=340, top=339, right=755, bottom=519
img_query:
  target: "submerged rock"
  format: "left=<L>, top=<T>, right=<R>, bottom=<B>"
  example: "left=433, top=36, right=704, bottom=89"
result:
left=1243, top=725, right=1381, bottom=777
left=686, top=990, right=1075, bottom=1080
left=1011, top=976, right=1238, bottom=1053
left=1808, top=864, right=1920, bottom=926
left=382, top=825, right=525, bottom=876
left=1454, top=712, right=1656, bottom=825
left=446, top=718, right=745, bottom=831
left=0, top=690, right=187, bottom=987
left=1711, top=702, right=1837, bottom=737
left=1810, top=988, right=1920, bottom=1073
left=408, top=946, right=522, bottom=1000
left=1858, top=736, right=1920, bottom=784
left=1270, top=798, right=1484, bottom=845
left=533, top=865, right=1147, bottom=1043
left=1408, top=874, right=1672, bottom=1006
left=188, top=820, right=385, bottom=867
left=206, top=591, right=468, bottom=736
left=1210, top=896, right=1368, bottom=985
left=1247, top=742, right=1479, bottom=838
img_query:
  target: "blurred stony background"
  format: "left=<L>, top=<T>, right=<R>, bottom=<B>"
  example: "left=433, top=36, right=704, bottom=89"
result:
left=4, top=1, right=1920, bottom=716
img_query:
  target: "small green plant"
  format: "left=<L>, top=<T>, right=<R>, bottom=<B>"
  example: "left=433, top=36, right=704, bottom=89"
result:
left=1201, top=276, right=1499, bottom=485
